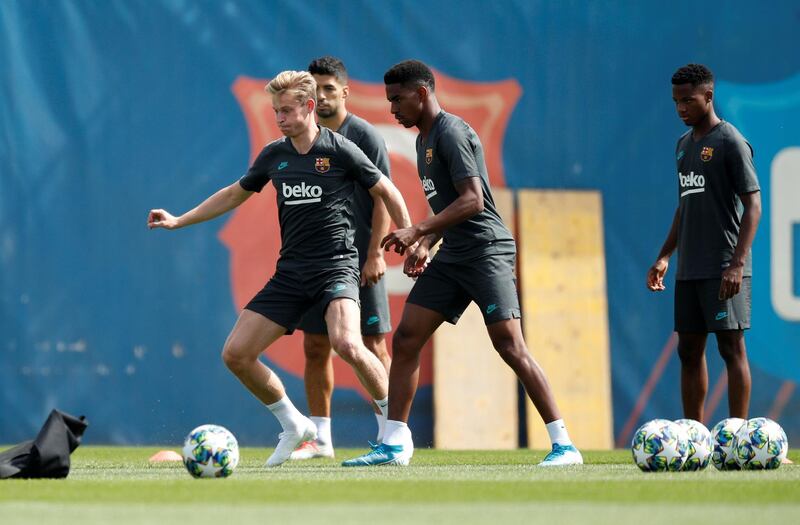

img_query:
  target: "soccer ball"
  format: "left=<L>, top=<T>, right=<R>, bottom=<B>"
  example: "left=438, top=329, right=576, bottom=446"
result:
left=181, top=424, right=239, bottom=479
left=631, top=418, right=690, bottom=472
left=674, top=419, right=713, bottom=471
left=733, top=417, right=788, bottom=470
left=711, top=417, right=746, bottom=470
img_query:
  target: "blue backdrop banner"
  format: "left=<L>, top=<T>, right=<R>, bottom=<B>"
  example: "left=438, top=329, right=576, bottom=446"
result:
left=2, top=0, right=798, bottom=446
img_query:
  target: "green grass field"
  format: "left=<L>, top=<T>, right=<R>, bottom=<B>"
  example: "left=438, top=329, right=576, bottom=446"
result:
left=1, top=447, right=798, bottom=524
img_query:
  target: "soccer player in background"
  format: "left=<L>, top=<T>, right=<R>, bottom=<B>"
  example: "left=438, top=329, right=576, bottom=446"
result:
left=148, top=70, right=414, bottom=467
left=647, top=64, right=761, bottom=422
left=343, top=60, right=583, bottom=467
left=290, top=56, right=393, bottom=460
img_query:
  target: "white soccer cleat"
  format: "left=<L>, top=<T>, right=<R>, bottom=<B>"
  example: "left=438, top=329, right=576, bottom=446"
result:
left=290, top=439, right=335, bottom=460
left=265, top=418, right=317, bottom=467
left=538, top=444, right=584, bottom=467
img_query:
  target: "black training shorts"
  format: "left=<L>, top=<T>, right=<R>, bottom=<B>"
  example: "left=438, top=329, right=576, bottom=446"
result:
left=674, top=277, right=752, bottom=333
left=245, top=263, right=360, bottom=334
left=298, top=276, right=391, bottom=335
left=406, top=253, right=521, bottom=325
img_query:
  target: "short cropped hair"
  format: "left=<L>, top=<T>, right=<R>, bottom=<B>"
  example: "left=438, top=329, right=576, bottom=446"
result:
left=671, top=64, right=714, bottom=87
left=384, top=60, right=435, bottom=91
left=267, top=70, right=317, bottom=105
left=308, top=56, right=348, bottom=84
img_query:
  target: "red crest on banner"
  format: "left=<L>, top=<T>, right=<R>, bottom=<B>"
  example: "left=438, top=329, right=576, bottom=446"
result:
left=220, top=71, right=521, bottom=399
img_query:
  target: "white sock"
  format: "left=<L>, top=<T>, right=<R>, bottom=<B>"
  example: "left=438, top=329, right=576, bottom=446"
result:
left=374, top=397, right=388, bottom=442
left=266, top=396, right=305, bottom=433
left=545, top=419, right=572, bottom=447
left=374, top=413, right=386, bottom=443
left=311, top=416, right=332, bottom=445
left=382, top=419, right=412, bottom=447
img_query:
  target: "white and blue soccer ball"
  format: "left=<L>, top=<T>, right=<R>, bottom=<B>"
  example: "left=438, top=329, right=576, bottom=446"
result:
left=674, top=419, right=713, bottom=471
left=733, top=417, right=788, bottom=470
left=631, top=418, right=690, bottom=472
left=711, top=417, right=746, bottom=470
left=181, top=424, right=240, bottom=479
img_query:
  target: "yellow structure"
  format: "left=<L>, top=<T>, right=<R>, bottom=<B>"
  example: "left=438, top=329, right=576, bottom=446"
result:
left=433, top=188, right=518, bottom=449
left=518, top=190, right=613, bottom=450
left=433, top=188, right=612, bottom=450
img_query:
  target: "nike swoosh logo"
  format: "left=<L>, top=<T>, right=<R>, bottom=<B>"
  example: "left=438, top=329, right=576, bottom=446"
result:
left=715, top=312, right=728, bottom=321
left=486, top=304, right=497, bottom=314
left=367, top=316, right=380, bottom=325
left=278, top=162, right=288, bottom=170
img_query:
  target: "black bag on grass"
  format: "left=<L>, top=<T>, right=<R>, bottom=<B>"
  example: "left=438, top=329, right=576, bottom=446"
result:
left=0, top=409, right=88, bottom=479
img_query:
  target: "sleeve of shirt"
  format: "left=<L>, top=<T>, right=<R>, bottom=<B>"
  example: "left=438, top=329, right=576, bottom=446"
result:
left=357, top=129, right=392, bottom=180
left=238, top=144, right=274, bottom=192
left=438, top=124, right=480, bottom=183
left=341, top=137, right=383, bottom=190
left=724, top=131, right=760, bottom=194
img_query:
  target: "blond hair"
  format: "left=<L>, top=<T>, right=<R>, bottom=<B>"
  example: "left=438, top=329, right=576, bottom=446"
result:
left=267, top=70, right=317, bottom=105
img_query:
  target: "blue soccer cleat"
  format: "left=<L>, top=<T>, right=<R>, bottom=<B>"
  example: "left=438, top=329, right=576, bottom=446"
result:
left=538, top=443, right=584, bottom=467
left=341, top=443, right=411, bottom=467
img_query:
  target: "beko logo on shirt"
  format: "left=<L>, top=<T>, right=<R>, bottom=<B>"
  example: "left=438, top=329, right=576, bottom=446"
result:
left=422, top=177, right=437, bottom=199
left=283, top=182, right=322, bottom=204
left=679, top=171, right=705, bottom=197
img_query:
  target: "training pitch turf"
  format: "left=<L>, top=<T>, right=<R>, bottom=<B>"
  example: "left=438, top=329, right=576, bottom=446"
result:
left=1, top=447, right=798, bottom=524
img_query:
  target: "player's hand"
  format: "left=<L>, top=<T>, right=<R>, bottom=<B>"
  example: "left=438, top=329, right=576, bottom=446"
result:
left=361, top=254, right=386, bottom=287
left=147, top=209, right=180, bottom=230
left=646, top=257, right=669, bottom=291
left=381, top=225, right=422, bottom=256
left=404, top=245, right=430, bottom=278
left=719, top=263, right=744, bottom=300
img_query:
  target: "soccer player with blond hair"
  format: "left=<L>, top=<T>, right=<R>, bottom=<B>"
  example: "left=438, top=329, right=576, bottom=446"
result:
left=148, top=70, right=414, bottom=467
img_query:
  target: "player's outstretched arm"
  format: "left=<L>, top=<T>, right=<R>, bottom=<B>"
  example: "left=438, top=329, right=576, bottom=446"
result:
left=148, top=182, right=253, bottom=230
left=647, top=206, right=680, bottom=291
left=368, top=177, right=415, bottom=254
left=719, top=190, right=761, bottom=299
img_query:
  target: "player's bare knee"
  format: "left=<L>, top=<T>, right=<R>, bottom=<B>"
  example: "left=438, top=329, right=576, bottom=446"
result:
left=392, top=325, right=422, bottom=357
left=221, top=344, right=248, bottom=374
left=718, top=346, right=746, bottom=365
left=677, top=333, right=706, bottom=365
left=716, top=331, right=746, bottom=363
left=363, top=335, right=389, bottom=360
left=331, top=337, right=361, bottom=363
left=677, top=344, right=704, bottom=366
left=303, top=336, right=331, bottom=362
left=493, top=339, right=527, bottom=366
left=304, top=349, right=330, bottom=366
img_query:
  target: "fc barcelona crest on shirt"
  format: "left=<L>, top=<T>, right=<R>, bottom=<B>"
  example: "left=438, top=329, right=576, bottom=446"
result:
left=700, top=147, right=714, bottom=162
left=425, top=148, right=433, bottom=165
left=315, top=157, right=331, bottom=173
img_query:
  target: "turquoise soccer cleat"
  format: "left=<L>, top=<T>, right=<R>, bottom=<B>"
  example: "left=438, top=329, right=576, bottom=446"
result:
left=538, top=443, right=584, bottom=467
left=341, top=443, right=411, bottom=467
